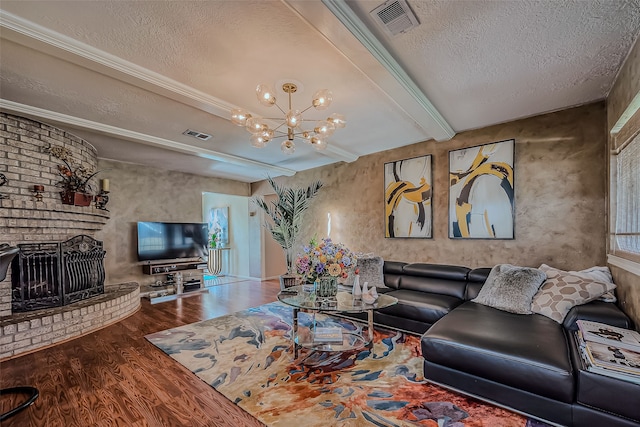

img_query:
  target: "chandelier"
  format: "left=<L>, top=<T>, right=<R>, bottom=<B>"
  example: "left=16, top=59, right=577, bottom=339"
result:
left=230, top=82, right=346, bottom=155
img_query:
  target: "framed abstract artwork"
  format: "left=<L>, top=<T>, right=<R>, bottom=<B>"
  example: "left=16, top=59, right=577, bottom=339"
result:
left=384, top=154, right=433, bottom=239
left=449, top=139, right=515, bottom=239
left=208, top=206, right=229, bottom=246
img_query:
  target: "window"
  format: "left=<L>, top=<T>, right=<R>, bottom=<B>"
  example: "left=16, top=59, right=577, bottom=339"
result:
left=612, top=133, right=640, bottom=258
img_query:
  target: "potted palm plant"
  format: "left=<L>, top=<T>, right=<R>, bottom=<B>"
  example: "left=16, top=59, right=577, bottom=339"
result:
left=253, top=176, right=323, bottom=289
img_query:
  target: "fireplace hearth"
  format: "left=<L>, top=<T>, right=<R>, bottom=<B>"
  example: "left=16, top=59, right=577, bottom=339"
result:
left=11, top=235, right=105, bottom=312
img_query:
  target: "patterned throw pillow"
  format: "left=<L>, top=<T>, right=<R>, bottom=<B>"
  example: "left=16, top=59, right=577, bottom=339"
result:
left=472, top=264, right=547, bottom=314
left=356, top=256, right=387, bottom=289
left=574, top=266, right=617, bottom=302
left=531, top=264, right=617, bottom=323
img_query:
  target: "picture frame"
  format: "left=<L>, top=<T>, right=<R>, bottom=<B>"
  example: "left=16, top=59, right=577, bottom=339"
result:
left=384, top=154, right=433, bottom=239
left=448, top=139, right=515, bottom=239
left=208, top=206, right=229, bottom=246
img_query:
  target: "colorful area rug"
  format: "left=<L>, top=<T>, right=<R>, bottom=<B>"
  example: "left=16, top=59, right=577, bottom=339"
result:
left=146, top=302, right=548, bottom=426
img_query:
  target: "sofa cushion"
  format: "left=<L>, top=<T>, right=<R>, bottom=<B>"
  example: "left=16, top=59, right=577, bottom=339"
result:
left=380, top=289, right=463, bottom=325
left=465, top=267, right=491, bottom=300
left=531, top=264, right=616, bottom=323
left=421, top=301, right=575, bottom=403
left=399, top=264, right=469, bottom=299
left=472, top=264, right=546, bottom=314
left=357, top=255, right=387, bottom=288
left=383, top=261, right=407, bottom=289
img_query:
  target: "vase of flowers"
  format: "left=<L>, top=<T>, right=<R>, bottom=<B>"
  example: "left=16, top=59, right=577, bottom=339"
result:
left=47, top=145, right=101, bottom=206
left=295, top=237, right=357, bottom=298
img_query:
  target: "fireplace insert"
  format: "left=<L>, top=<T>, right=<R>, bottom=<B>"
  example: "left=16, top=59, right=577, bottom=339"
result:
left=11, top=235, right=105, bottom=312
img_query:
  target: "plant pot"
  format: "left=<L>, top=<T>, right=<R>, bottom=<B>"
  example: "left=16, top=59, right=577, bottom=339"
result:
left=207, top=249, right=222, bottom=276
left=60, top=191, right=92, bottom=206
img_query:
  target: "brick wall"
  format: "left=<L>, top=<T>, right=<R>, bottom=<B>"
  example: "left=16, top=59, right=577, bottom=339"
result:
left=0, top=113, right=110, bottom=317
left=0, top=282, right=139, bottom=360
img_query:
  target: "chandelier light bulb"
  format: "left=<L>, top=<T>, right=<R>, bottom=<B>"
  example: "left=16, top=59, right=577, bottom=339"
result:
left=328, top=113, right=346, bottom=129
left=231, top=109, right=251, bottom=126
left=250, top=134, right=268, bottom=148
left=261, top=128, right=274, bottom=142
left=285, top=109, right=302, bottom=128
left=314, top=120, right=335, bottom=137
left=312, top=89, right=333, bottom=110
left=301, top=130, right=312, bottom=140
left=245, top=117, right=266, bottom=134
left=281, top=140, right=296, bottom=155
left=313, top=138, right=328, bottom=151
left=256, top=84, right=277, bottom=107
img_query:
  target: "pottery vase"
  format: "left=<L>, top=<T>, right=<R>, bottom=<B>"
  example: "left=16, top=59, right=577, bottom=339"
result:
left=353, top=275, right=362, bottom=300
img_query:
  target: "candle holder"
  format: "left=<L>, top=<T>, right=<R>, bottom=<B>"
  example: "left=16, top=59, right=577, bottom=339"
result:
left=94, top=191, right=110, bottom=211
left=32, top=185, right=44, bottom=202
left=0, top=173, right=8, bottom=199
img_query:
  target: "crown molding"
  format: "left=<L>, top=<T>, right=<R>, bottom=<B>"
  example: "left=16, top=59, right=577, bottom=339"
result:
left=0, top=99, right=297, bottom=176
left=320, top=0, right=455, bottom=141
left=0, top=10, right=234, bottom=118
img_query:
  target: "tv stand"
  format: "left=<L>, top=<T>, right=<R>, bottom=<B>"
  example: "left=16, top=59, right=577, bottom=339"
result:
left=142, top=260, right=206, bottom=275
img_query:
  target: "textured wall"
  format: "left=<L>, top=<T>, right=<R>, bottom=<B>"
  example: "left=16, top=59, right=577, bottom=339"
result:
left=253, top=103, right=607, bottom=271
left=95, top=159, right=249, bottom=286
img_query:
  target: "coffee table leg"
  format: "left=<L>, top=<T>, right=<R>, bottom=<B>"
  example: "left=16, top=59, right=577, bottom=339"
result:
left=367, top=309, right=374, bottom=345
left=293, top=308, right=299, bottom=359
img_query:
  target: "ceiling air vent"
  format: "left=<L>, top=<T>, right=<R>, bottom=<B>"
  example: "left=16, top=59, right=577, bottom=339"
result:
left=183, top=129, right=212, bottom=141
left=370, top=0, right=419, bottom=36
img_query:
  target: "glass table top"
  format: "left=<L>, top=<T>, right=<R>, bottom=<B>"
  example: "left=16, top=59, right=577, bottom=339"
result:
left=277, top=285, right=397, bottom=313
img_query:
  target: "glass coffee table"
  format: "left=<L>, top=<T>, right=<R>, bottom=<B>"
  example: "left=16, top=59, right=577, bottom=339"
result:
left=277, top=286, right=398, bottom=358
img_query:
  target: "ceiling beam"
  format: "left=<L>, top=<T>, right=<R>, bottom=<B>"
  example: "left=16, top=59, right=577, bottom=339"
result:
left=0, top=99, right=297, bottom=176
left=286, top=0, right=455, bottom=142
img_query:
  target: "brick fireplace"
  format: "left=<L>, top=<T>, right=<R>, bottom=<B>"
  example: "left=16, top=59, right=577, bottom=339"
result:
left=0, top=113, right=139, bottom=360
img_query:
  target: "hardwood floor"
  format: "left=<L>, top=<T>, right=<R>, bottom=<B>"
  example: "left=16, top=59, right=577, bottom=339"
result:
left=0, top=279, right=281, bottom=427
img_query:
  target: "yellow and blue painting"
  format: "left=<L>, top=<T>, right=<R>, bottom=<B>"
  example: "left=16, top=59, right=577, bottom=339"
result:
left=384, top=155, right=432, bottom=238
left=449, top=139, right=514, bottom=239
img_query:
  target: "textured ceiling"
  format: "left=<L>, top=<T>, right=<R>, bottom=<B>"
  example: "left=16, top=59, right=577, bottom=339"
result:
left=1, top=0, right=639, bottom=182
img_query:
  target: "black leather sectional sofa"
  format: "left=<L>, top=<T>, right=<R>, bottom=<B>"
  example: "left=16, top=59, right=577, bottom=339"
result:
left=347, top=261, right=639, bottom=427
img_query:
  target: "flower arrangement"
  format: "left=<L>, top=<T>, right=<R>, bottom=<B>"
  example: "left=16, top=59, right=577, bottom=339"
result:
left=47, top=145, right=100, bottom=194
left=295, top=237, right=357, bottom=283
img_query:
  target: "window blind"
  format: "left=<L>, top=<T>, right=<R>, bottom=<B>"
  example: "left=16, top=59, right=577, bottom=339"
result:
left=615, top=133, right=640, bottom=254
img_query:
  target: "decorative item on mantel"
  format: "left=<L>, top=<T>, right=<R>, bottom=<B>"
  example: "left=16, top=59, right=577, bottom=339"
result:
left=295, top=237, right=357, bottom=298
left=253, top=176, right=323, bottom=290
left=46, top=144, right=101, bottom=206
left=32, top=185, right=44, bottom=202
left=94, top=179, right=110, bottom=211
left=0, top=173, right=9, bottom=199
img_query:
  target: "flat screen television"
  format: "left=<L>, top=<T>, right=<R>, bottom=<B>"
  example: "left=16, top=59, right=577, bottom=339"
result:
left=137, top=222, right=208, bottom=262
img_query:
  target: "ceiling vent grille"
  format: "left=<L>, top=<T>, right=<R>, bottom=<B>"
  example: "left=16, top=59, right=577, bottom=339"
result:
left=183, top=129, right=212, bottom=141
left=370, top=0, right=419, bottom=36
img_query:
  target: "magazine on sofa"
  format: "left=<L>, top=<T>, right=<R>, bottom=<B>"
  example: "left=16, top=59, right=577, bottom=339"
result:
left=577, top=320, right=640, bottom=352
left=583, top=340, right=640, bottom=376
left=573, top=333, right=640, bottom=385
